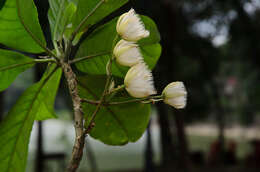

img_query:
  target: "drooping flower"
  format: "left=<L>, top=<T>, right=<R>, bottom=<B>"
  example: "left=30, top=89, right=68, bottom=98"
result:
left=113, top=39, right=143, bottom=67
left=116, top=8, right=150, bottom=42
left=162, top=82, right=187, bottom=109
left=124, top=62, right=156, bottom=98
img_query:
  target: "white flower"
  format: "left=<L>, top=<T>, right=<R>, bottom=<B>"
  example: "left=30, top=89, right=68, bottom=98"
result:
left=113, top=39, right=143, bottom=67
left=116, top=8, right=150, bottom=42
left=124, top=62, right=156, bottom=98
left=162, top=82, right=187, bottom=109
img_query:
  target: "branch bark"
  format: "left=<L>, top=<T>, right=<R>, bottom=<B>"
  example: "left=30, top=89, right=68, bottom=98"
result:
left=61, top=61, right=85, bottom=172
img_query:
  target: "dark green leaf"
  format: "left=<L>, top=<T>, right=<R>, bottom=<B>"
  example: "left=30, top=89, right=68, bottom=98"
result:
left=72, top=0, right=128, bottom=39
left=0, top=66, right=61, bottom=172
left=75, top=16, right=161, bottom=78
left=16, top=0, right=47, bottom=52
left=78, top=75, right=151, bottom=145
left=0, top=49, right=35, bottom=92
left=0, top=0, right=45, bottom=53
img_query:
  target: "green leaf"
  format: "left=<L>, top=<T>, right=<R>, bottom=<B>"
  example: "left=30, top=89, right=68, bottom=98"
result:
left=0, top=0, right=45, bottom=53
left=0, top=66, right=61, bottom=172
left=48, top=0, right=77, bottom=41
left=72, top=0, right=128, bottom=39
left=35, top=65, right=62, bottom=120
left=16, top=0, right=47, bottom=52
left=0, top=49, right=35, bottom=92
left=78, top=75, right=151, bottom=145
left=74, top=16, right=162, bottom=78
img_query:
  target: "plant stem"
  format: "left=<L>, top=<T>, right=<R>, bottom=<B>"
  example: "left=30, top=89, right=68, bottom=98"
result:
left=81, top=99, right=100, bottom=105
left=34, top=58, right=56, bottom=63
left=85, top=57, right=113, bottom=132
left=64, top=31, right=116, bottom=171
left=85, top=34, right=118, bottom=132
left=108, top=98, right=151, bottom=105
left=61, top=61, right=85, bottom=172
left=106, top=95, right=163, bottom=105
left=82, top=95, right=164, bottom=106
left=108, top=84, right=125, bottom=95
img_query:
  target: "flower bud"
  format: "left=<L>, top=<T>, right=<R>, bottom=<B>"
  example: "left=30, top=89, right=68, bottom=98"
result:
left=124, top=62, right=156, bottom=98
left=113, top=39, right=143, bottom=67
left=116, top=8, right=150, bottom=42
left=162, top=82, right=187, bottom=109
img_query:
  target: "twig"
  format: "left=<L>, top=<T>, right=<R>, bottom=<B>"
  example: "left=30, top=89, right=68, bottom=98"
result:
left=81, top=99, right=100, bottom=105
left=61, top=61, right=85, bottom=172
left=108, top=85, right=125, bottom=95
left=81, top=95, right=163, bottom=106
left=85, top=58, right=113, bottom=133
left=85, top=34, right=118, bottom=133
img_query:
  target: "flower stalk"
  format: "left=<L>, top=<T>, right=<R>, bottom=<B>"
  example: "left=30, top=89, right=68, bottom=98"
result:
left=85, top=34, right=118, bottom=134
left=108, top=84, right=125, bottom=95
left=85, top=57, right=114, bottom=133
left=81, top=95, right=164, bottom=106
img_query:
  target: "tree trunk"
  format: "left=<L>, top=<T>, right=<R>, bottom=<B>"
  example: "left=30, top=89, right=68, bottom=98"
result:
left=173, top=111, right=191, bottom=171
left=217, top=107, right=225, bottom=154
left=216, top=96, right=225, bottom=164
left=35, top=122, right=44, bottom=172
left=213, top=83, right=225, bottom=161
left=157, top=103, right=176, bottom=167
left=145, top=121, right=155, bottom=172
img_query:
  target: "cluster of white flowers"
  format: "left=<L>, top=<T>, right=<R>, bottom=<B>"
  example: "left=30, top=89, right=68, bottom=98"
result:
left=114, top=9, right=187, bottom=109
left=115, top=8, right=155, bottom=98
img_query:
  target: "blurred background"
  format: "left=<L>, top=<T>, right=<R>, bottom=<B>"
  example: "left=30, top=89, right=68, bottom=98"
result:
left=1, top=0, right=260, bottom=171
